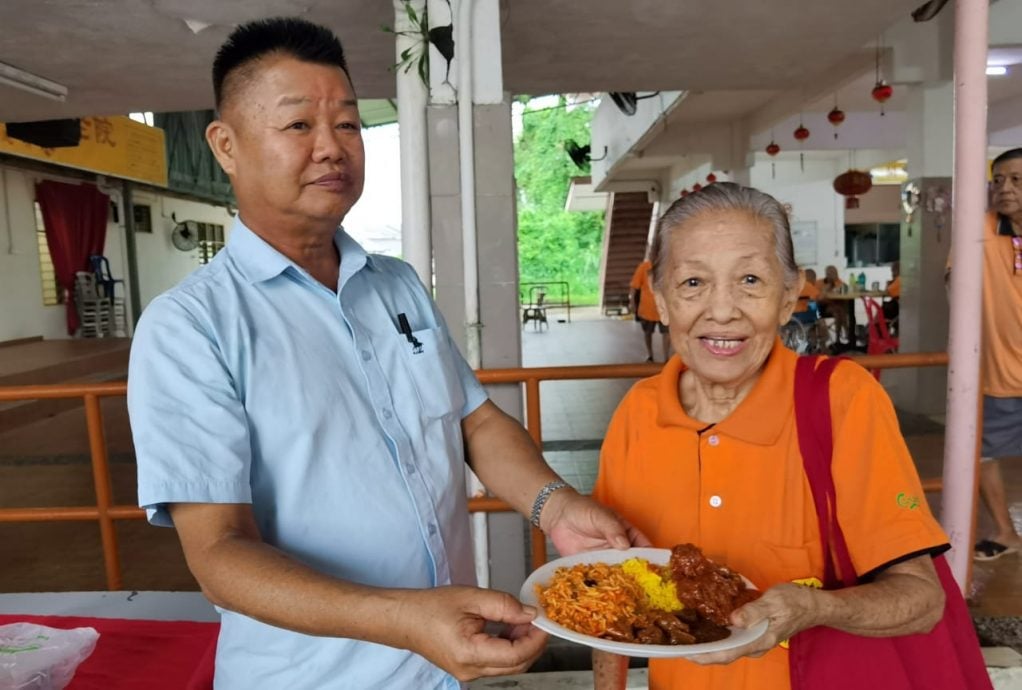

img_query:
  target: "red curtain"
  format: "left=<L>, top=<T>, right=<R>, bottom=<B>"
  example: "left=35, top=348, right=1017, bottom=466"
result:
left=35, top=180, right=110, bottom=335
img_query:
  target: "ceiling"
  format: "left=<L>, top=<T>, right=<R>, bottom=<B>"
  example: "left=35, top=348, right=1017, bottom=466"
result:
left=1, top=0, right=927, bottom=123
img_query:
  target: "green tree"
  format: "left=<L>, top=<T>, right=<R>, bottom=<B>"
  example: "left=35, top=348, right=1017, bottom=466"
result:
left=515, top=97, right=604, bottom=305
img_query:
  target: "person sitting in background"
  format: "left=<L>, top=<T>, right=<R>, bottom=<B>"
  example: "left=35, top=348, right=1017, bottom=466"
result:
left=816, top=265, right=850, bottom=345
left=793, top=268, right=820, bottom=323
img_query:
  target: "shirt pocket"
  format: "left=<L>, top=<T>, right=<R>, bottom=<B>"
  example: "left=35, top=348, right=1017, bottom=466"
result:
left=395, top=326, right=466, bottom=419
left=749, top=541, right=816, bottom=589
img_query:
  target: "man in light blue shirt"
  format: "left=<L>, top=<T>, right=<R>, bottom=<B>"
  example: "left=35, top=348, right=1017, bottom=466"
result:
left=128, top=17, right=646, bottom=689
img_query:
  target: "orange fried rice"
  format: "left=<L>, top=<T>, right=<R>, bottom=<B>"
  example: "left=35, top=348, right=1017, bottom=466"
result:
left=536, top=562, right=646, bottom=637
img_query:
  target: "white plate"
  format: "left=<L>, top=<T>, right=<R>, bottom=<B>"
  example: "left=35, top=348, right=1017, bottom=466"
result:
left=520, top=547, right=768, bottom=658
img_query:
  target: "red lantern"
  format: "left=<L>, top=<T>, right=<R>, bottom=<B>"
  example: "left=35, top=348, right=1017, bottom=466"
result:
left=706, top=172, right=717, bottom=184
left=833, top=170, right=873, bottom=209
left=680, top=189, right=689, bottom=197
left=827, top=107, right=846, bottom=140
left=793, top=124, right=810, bottom=141
left=765, top=141, right=780, bottom=156
left=692, top=183, right=703, bottom=192
left=872, top=80, right=893, bottom=115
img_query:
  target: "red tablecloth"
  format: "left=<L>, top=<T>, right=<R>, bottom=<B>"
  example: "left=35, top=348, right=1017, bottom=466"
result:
left=0, top=614, right=218, bottom=690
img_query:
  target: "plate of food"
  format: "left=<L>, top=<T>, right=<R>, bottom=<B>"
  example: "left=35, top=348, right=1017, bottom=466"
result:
left=520, top=544, right=768, bottom=658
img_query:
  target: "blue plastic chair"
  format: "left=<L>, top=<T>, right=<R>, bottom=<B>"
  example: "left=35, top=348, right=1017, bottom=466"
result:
left=89, top=255, right=124, bottom=300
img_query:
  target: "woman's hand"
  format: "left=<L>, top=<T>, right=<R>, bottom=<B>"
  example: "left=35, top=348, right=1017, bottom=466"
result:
left=686, top=583, right=818, bottom=665
left=394, top=586, right=548, bottom=681
left=541, top=489, right=652, bottom=556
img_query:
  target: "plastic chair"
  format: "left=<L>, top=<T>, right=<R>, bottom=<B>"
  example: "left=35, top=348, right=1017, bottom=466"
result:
left=74, top=271, right=112, bottom=338
left=522, top=286, right=548, bottom=331
left=89, top=255, right=124, bottom=299
left=862, top=297, right=899, bottom=380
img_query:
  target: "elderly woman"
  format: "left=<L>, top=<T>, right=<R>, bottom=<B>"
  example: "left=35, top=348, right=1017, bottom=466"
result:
left=592, top=183, right=948, bottom=689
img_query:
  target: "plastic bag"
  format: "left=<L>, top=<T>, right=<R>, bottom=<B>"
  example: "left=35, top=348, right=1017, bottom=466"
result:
left=0, top=623, right=99, bottom=690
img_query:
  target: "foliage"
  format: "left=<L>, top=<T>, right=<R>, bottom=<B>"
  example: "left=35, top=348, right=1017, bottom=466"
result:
left=382, top=1, right=454, bottom=86
left=515, top=98, right=605, bottom=305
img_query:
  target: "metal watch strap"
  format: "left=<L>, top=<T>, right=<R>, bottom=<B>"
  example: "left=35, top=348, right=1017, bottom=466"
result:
left=529, top=480, right=570, bottom=529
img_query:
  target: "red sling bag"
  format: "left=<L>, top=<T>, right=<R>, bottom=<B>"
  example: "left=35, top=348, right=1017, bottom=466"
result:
left=788, top=356, right=991, bottom=690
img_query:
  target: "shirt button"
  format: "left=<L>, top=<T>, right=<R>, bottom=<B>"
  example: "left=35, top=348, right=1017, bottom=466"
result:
left=709, top=495, right=723, bottom=508
left=405, top=463, right=416, bottom=475
left=707, top=435, right=720, bottom=447
left=382, top=409, right=393, bottom=419
left=428, top=523, right=437, bottom=535
left=361, top=349, right=372, bottom=361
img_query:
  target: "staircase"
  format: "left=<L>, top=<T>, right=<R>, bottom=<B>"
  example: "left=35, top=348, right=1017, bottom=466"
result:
left=598, top=192, right=655, bottom=315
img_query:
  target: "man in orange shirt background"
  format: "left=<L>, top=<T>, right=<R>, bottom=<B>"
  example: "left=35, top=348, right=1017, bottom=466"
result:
left=965, top=148, right=1022, bottom=560
left=629, top=254, right=670, bottom=362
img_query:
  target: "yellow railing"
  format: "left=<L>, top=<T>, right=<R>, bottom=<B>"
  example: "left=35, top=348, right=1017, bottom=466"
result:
left=0, top=352, right=949, bottom=591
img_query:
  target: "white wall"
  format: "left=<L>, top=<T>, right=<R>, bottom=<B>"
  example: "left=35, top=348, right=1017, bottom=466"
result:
left=131, top=192, right=234, bottom=309
left=0, top=162, right=232, bottom=343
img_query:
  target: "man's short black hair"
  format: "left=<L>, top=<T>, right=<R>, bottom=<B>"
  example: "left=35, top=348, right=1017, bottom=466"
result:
left=992, top=148, right=1022, bottom=169
left=212, top=17, right=350, bottom=112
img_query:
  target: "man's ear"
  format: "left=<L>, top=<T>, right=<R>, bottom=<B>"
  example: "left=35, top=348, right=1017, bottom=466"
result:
left=206, top=119, right=237, bottom=177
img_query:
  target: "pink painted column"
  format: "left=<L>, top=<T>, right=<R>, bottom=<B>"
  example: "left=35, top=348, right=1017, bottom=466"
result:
left=941, top=0, right=990, bottom=590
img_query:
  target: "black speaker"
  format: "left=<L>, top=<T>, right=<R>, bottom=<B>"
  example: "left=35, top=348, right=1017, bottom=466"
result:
left=6, top=119, right=81, bottom=148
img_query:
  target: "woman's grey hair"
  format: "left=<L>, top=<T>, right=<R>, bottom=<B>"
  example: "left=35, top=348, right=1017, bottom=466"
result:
left=650, top=182, right=799, bottom=290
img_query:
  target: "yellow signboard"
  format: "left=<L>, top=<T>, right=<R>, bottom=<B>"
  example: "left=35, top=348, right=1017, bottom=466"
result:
left=0, top=116, right=168, bottom=187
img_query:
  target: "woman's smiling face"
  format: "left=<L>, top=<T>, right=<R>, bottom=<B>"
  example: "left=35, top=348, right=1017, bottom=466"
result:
left=653, top=209, right=800, bottom=389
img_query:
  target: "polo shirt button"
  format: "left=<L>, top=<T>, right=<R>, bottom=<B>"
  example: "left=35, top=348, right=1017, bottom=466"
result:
left=406, top=463, right=416, bottom=475
left=708, top=435, right=720, bottom=446
left=428, top=523, right=438, bottom=535
left=361, top=349, right=372, bottom=361
left=709, top=495, right=723, bottom=508
left=382, top=409, right=393, bottom=419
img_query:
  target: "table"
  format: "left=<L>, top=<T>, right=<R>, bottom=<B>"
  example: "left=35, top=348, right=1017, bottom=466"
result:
left=820, top=290, right=888, bottom=350
left=0, top=592, right=219, bottom=690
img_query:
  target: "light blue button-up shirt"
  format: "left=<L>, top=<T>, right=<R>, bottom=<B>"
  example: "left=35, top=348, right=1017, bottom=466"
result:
left=128, top=218, right=487, bottom=689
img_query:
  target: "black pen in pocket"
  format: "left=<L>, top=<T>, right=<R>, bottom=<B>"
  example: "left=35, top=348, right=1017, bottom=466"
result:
left=397, top=313, right=424, bottom=354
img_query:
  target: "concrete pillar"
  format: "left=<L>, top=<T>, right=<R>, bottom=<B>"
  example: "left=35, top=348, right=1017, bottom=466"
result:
left=889, top=82, right=954, bottom=415
left=428, top=0, right=526, bottom=597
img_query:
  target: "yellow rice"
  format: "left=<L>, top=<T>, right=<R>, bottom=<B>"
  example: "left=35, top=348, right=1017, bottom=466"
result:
left=621, top=558, right=683, bottom=612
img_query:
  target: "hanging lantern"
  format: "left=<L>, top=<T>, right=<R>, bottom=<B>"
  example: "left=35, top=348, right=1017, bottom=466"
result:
left=680, top=189, right=689, bottom=197
left=833, top=169, right=873, bottom=209
left=827, top=106, right=845, bottom=139
left=765, top=140, right=780, bottom=179
left=793, top=124, right=810, bottom=172
left=872, top=80, right=893, bottom=115
left=692, top=182, right=703, bottom=192
left=706, top=172, right=717, bottom=184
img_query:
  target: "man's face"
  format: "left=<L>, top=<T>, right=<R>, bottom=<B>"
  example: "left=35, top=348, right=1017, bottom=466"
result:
left=211, top=54, right=365, bottom=229
left=992, top=157, right=1022, bottom=219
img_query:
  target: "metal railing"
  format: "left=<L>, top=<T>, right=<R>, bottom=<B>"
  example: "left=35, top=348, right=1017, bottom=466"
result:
left=0, top=351, right=949, bottom=591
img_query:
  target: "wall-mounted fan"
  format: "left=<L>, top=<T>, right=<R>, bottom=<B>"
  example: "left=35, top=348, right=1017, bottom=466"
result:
left=171, top=220, right=200, bottom=252
left=608, top=91, right=662, bottom=116
left=564, top=139, right=608, bottom=170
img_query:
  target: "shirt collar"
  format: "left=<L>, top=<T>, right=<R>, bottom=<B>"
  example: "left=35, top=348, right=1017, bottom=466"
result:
left=227, top=216, right=376, bottom=285
left=996, top=213, right=1017, bottom=237
left=656, top=338, right=795, bottom=446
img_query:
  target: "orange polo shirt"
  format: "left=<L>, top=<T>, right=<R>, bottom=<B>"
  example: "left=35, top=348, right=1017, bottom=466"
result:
left=630, top=260, right=662, bottom=322
left=887, top=276, right=901, bottom=298
left=795, top=281, right=820, bottom=312
left=979, top=212, right=1022, bottom=396
left=594, top=340, right=947, bottom=690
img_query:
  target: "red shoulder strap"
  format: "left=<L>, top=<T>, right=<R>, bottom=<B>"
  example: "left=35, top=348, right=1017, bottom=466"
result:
left=794, top=356, right=858, bottom=589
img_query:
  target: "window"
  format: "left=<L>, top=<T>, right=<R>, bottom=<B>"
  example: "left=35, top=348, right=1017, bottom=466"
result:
left=34, top=202, right=62, bottom=306
left=844, top=223, right=900, bottom=267
left=197, top=222, right=225, bottom=265
left=133, top=204, right=152, bottom=233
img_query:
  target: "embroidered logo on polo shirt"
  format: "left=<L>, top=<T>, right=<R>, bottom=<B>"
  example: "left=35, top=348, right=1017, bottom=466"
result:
left=897, top=492, right=920, bottom=510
